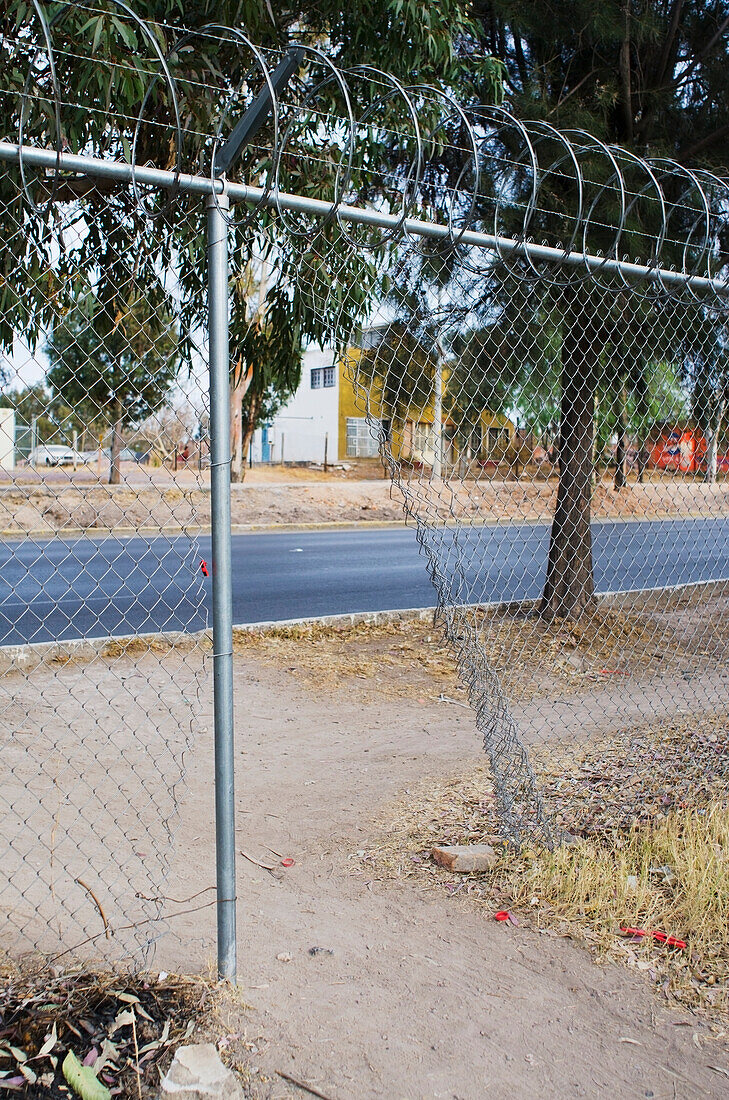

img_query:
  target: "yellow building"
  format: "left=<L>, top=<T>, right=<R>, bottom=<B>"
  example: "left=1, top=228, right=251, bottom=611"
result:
left=337, top=347, right=515, bottom=469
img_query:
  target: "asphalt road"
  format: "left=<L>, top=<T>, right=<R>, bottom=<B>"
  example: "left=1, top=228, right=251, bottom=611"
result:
left=1, top=517, right=728, bottom=646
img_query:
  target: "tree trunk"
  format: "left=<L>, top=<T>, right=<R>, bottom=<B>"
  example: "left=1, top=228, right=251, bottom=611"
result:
left=614, top=382, right=628, bottom=489
left=230, top=359, right=252, bottom=483
left=634, top=364, right=649, bottom=484
left=230, top=381, right=244, bottom=484
left=239, top=391, right=261, bottom=481
left=540, top=294, right=602, bottom=620
left=109, top=404, right=123, bottom=485
left=704, top=395, right=726, bottom=484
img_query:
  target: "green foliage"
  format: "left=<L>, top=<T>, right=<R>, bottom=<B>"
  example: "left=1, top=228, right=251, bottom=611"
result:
left=0, top=0, right=505, bottom=459
left=375, top=2, right=729, bottom=449
left=359, top=322, right=437, bottom=426
left=475, top=1, right=729, bottom=162
left=46, top=281, right=179, bottom=429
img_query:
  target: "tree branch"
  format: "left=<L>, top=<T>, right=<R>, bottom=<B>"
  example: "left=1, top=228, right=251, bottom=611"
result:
left=655, top=0, right=685, bottom=88
left=679, top=121, right=729, bottom=162
left=547, top=68, right=598, bottom=115
left=512, top=29, right=530, bottom=93
left=619, top=3, right=633, bottom=142
left=656, top=12, right=729, bottom=96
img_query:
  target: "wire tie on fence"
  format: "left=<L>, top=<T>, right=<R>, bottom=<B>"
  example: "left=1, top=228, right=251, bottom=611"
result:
left=135, top=886, right=216, bottom=904
left=200, top=558, right=209, bottom=576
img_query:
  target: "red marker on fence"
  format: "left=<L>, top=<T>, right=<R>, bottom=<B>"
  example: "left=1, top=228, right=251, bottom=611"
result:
left=200, top=559, right=209, bottom=577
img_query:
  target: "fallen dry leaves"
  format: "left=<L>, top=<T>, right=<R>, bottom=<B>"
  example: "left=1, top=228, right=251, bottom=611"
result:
left=0, top=968, right=207, bottom=1097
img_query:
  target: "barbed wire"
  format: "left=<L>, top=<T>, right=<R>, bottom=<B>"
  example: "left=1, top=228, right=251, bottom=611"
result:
left=2, top=1, right=726, bottom=299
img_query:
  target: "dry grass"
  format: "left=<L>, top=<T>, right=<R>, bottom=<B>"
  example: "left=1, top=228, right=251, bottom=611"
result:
left=100, top=635, right=210, bottom=661
left=234, top=595, right=719, bottom=706
left=536, top=713, right=729, bottom=835
left=505, top=805, right=729, bottom=1015
left=234, top=618, right=460, bottom=702
left=362, top=719, right=729, bottom=1021
left=474, top=604, right=700, bottom=695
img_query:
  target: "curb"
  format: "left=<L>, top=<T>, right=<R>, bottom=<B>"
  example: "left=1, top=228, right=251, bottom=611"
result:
left=0, top=606, right=437, bottom=674
left=0, top=577, right=722, bottom=674
left=0, top=519, right=407, bottom=541
left=0, top=511, right=722, bottom=541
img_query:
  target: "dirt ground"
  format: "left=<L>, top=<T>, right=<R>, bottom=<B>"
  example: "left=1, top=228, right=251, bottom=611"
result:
left=0, top=466, right=728, bottom=534
left=2, top=624, right=728, bottom=1098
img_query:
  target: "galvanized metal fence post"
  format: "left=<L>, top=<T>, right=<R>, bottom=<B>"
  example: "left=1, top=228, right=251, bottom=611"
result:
left=206, top=190, right=237, bottom=981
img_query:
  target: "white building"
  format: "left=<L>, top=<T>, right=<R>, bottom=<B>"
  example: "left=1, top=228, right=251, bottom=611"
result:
left=0, top=408, right=15, bottom=471
left=250, top=347, right=339, bottom=465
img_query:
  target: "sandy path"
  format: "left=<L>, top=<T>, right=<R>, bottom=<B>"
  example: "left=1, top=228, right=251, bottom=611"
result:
left=159, top=657, right=725, bottom=1099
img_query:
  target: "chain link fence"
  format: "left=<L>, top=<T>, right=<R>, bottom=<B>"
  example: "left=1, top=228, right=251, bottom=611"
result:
left=0, top=5, right=215, bottom=965
left=270, top=64, right=729, bottom=848
left=0, top=155, right=211, bottom=965
left=0, top=2, right=728, bottom=972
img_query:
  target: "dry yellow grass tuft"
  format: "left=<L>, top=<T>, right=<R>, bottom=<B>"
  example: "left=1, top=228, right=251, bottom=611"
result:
left=364, top=759, right=729, bottom=1020
left=506, top=805, right=729, bottom=1014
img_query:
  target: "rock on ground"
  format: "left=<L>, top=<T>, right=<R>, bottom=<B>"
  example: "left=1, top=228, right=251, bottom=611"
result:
left=159, top=1044, right=242, bottom=1100
left=431, top=843, right=497, bottom=872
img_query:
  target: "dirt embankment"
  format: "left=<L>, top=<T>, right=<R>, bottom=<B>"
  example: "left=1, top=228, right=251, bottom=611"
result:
left=1, top=474, right=728, bottom=534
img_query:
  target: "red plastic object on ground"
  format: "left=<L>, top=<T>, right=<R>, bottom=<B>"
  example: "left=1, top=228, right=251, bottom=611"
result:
left=281, top=857, right=295, bottom=868
left=620, top=926, right=687, bottom=949
left=494, top=910, right=510, bottom=922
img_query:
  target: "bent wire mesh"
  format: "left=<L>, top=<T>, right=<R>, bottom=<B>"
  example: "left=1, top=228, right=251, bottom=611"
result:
left=269, top=68, right=729, bottom=847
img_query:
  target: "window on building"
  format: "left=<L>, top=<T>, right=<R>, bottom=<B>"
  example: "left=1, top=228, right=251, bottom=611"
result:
left=486, top=426, right=510, bottom=455
left=346, top=417, right=380, bottom=458
left=357, top=327, right=385, bottom=350
left=311, top=366, right=336, bottom=389
left=413, top=421, right=435, bottom=455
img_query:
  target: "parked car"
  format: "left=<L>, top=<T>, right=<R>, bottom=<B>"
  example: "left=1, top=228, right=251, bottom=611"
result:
left=28, top=444, right=83, bottom=467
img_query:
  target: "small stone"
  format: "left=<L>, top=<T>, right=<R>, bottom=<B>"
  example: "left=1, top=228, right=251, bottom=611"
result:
left=276, top=952, right=293, bottom=962
left=160, top=1044, right=242, bottom=1099
left=430, top=844, right=497, bottom=872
